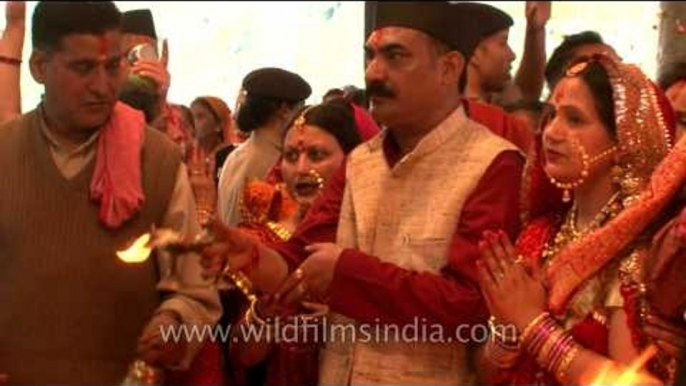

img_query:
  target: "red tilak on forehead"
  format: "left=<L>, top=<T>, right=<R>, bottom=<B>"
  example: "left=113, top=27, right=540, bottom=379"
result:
left=368, top=29, right=387, bottom=48
left=98, top=35, right=110, bottom=56
left=553, top=82, right=569, bottom=104
left=295, top=128, right=306, bottom=150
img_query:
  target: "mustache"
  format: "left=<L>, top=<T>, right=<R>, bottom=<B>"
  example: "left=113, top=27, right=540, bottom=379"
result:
left=366, top=81, right=396, bottom=99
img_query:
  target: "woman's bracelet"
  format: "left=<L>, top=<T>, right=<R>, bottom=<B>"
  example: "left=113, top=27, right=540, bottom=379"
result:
left=520, top=311, right=581, bottom=383
left=520, top=311, right=551, bottom=345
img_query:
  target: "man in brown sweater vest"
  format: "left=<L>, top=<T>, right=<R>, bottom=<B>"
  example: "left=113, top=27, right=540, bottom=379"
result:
left=0, top=2, right=220, bottom=384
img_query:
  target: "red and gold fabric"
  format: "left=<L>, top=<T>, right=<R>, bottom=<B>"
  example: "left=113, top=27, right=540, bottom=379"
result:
left=496, top=55, right=679, bottom=385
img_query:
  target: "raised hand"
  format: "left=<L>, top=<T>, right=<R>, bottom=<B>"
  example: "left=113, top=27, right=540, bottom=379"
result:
left=186, top=143, right=216, bottom=226
left=5, top=1, right=25, bottom=27
left=525, top=1, right=551, bottom=31
left=130, top=39, right=170, bottom=99
left=0, top=2, right=25, bottom=122
left=0, top=1, right=25, bottom=56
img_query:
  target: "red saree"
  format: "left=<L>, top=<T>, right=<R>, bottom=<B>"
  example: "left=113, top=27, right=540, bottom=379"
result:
left=493, top=56, right=682, bottom=385
left=231, top=180, right=322, bottom=386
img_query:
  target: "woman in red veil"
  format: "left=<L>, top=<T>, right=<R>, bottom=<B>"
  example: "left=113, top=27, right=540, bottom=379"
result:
left=475, top=54, right=684, bottom=385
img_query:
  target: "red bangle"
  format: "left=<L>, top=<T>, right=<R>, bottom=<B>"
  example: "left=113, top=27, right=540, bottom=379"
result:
left=0, top=55, right=22, bottom=66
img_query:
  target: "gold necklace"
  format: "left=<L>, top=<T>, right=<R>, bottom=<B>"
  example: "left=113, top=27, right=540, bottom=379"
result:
left=542, top=192, right=623, bottom=264
left=266, top=221, right=293, bottom=241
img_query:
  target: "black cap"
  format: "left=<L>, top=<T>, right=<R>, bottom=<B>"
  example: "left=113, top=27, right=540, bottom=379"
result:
left=457, top=2, right=513, bottom=41
left=369, top=1, right=512, bottom=61
left=122, top=9, right=157, bottom=40
left=242, top=68, right=312, bottom=103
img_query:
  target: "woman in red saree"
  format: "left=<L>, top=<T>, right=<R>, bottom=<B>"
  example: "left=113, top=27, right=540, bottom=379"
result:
left=226, top=99, right=366, bottom=386
left=168, top=99, right=370, bottom=385
left=475, top=54, right=681, bottom=385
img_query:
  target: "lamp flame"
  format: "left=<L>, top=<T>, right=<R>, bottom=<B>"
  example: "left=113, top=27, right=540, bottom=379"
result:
left=117, top=233, right=152, bottom=263
left=589, top=345, right=660, bottom=386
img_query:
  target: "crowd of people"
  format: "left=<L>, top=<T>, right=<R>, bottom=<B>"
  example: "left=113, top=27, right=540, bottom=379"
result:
left=1, top=1, right=686, bottom=385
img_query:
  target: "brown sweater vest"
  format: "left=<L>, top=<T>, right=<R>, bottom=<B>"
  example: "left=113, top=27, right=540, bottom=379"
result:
left=0, top=110, right=181, bottom=384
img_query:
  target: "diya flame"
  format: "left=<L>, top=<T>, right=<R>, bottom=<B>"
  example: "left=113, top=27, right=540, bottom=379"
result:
left=117, top=229, right=189, bottom=264
left=116, top=233, right=153, bottom=263
left=587, top=345, right=662, bottom=386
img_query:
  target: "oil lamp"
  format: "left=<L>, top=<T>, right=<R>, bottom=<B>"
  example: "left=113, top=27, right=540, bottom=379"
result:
left=117, top=226, right=256, bottom=385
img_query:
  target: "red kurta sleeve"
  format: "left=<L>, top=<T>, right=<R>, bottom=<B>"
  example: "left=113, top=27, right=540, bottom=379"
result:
left=270, top=163, right=347, bottom=268
left=327, top=150, right=524, bottom=330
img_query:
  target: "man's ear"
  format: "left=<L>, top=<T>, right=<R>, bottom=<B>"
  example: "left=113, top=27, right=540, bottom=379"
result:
left=29, top=50, right=48, bottom=85
left=442, top=51, right=466, bottom=87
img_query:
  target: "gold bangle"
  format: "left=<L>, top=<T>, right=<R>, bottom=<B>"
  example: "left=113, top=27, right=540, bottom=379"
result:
left=556, top=344, right=580, bottom=383
left=248, top=297, right=274, bottom=329
left=244, top=303, right=254, bottom=325
left=520, top=311, right=551, bottom=345
left=535, top=327, right=564, bottom=367
left=248, top=297, right=266, bottom=325
left=242, top=302, right=273, bottom=342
